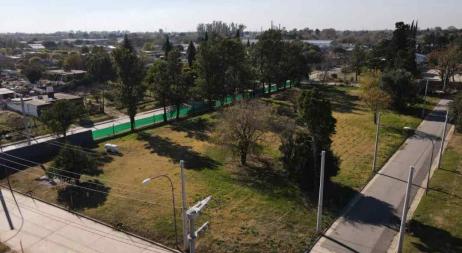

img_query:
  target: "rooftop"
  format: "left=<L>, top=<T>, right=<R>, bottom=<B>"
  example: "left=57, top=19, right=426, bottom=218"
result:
left=0, top=88, right=15, bottom=95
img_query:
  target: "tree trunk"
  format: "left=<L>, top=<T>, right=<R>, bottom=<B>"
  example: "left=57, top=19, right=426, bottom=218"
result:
left=101, top=85, right=105, bottom=113
left=176, top=103, right=180, bottom=120
left=240, top=151, right=247, bottom=166
left=130, top=115, right=135, bottom=131
left=373, top=110, right=378, bottom=125
left=163, top=101, right=167, bottom=122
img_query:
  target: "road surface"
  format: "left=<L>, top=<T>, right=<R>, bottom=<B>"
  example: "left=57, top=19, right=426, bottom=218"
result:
left=0, top=188, right=176, bottom=253
left=311, top=99, right=452, bottom=253
left=0, top=106, right=171, bottom=153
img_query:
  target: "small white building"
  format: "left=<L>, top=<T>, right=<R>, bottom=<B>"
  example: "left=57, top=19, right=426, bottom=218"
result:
left=6, top=92, right=83, bottom=117
left=0, top=88, right=15, bottom=100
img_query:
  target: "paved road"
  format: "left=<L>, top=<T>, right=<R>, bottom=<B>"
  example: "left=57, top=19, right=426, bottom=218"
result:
left=0, top=106, right=171, bottom=152
left=311, top=99, right=451, bottom=253
left=0, top=188, right=176, bottom=253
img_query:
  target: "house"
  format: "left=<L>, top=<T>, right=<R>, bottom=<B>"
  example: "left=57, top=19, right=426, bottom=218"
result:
left=6, top=90, right=83, bottom=117
left=0, top=88, right=15, bottom=100
left=44, top=69, right=87, bottom=82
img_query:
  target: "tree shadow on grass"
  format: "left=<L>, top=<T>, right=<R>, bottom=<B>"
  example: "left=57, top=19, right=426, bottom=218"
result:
left=57, top=180, right=110, bottom=210
left=139, top=133, right=220, bottom=170
left=231, top=157, right=300, bottom=201
left=169, top=117, right=215, bottom=141
left=408, top=219, right=462, bottom=253
left=315, top=84, right=362, bottom=114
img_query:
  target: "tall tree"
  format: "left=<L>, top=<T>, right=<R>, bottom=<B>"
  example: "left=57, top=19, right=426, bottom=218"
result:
left=63, top=53, right=84, bottom=71
left=112, top=35, right=146, bottom=131
left=389, top=21, right=418, bottom=75
left=48, top=144, right=97, bottom=185
left=40, top=100, right=85, bottom=138
left=381, top=69, right=417, bottom=110
left=281, top=41, right=308, bottom=85
left=186, top=41, right=196, bottom=67
left=86, top=47, right=116, bottom=112
left=146, top=60, right=170, bottom=122
left=215, top=100, right=269, bottom=165
left=359, top=72, right=390, bottom=123
left=163, top=35, right=172, bottom=57
left=254, top=30, right=284, bottom=87
left=351, top=45, right=366, bottom=82
left=280, top=88, right=338, bottom=190
left=194, top=39, right=225, bottom=103
left=428, top=44, right=462, bottom=91
left=297, top=88, right=336, bottom=173
left=23, top=63, right=43, bottom=84
left=221, top=38, right=252, bottom=101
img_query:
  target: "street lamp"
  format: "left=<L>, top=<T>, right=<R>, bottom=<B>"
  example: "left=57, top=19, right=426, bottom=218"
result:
left=142, top=174, right=180, bottom=250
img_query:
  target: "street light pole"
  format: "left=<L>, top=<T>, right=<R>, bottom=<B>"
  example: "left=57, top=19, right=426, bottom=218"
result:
left=142, top=175, right=180, bottom=250
left=437, top=111, right=449, bottom=169
left=372, top=112, right=381, bottom=173
left=316, top=150, right=326, bottom=234
left=426, top=139, right=435, bottom=194
left=179, top=160, right=189, bottom=251
left=397, top=166, right=414, bottom=253
left=421, top=79, right=429, bottom=118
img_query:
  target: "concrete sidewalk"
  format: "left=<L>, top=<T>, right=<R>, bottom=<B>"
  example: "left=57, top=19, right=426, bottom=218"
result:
left=311, top=99, right=452, bottom=253
left=0, top=189, right=176, bottom=253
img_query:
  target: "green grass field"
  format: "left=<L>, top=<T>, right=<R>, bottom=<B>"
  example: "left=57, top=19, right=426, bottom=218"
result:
left=404, top=133, right=462, bottom=252
left=2, top=85, right=438, bottom=252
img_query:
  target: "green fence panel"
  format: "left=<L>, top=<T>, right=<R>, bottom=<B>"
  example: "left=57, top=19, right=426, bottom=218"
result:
left=92, top=126, right=114, bottom=140
left=135, top=116, right=154, bottom=128
left=91, top=82, right=295, bottom=140
left=114, top=122, right=131, bottom=134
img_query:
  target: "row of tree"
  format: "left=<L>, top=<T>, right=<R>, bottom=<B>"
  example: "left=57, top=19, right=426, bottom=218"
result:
left=81, top=27, right=317, bottom=132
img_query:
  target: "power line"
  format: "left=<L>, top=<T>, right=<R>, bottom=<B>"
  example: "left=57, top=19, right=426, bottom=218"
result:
left=0, top=155, right=163, bottom=199
left=0, top=152, right=154, bottom=192
left=0, top=163, right=181, bottom=209
left=0, top=196, right=167, bottom=252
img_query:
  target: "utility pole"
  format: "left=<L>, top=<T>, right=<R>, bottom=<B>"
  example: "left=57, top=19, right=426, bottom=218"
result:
left=187, top=196, right=211, bottom=253
left=421, top=79, right=429, bottom=118
left=20, top=95, right=31, bottom=145
left=397, top=166, right=414, bottom=253
left=179, top=160, right=189, bottom=251
left=437, top=111, right=449, bottom=169
left=423, top=79, right=429, bottom=101
left=372, top=112, right=381, bottom=173
left=316, top=150, right=326, bottom=234
left=0, top=190, right=14, bottom=230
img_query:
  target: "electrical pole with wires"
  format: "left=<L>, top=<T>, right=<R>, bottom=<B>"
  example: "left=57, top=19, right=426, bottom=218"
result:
left=437, top=110, right=449, bottom=169
left=397, top=166, right=414, bottom=253
left=0, top=189, right=14, bottom=230
left=316, top=150, right=326, bottom=234
left=372, top=112, right=381, bottom=173
left=179, top=160, right=189, bottom=251
left=187, top=196, right=211, bottom=253
left=20, top=95, right=31, bottom=145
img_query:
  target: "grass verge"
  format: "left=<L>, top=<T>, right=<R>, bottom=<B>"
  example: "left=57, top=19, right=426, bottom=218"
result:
left=404, top=132, right=462, bottom=252
left=2, top=85, right=438, bottom=253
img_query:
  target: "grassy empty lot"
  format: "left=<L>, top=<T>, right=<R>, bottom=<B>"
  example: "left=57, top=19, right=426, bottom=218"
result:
left=2, top=85, right=438, bottom=252
left=404, top=133, right=462, bottom=253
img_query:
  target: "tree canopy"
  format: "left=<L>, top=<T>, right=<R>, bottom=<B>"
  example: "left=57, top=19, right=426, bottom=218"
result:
left=40, top=100, right=85, bottom=138
left=112, top=35, right=146, bottom=131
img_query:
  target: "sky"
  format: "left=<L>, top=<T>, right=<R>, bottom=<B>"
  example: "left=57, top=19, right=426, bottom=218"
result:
left=0, top=0, right=461, bottom=33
